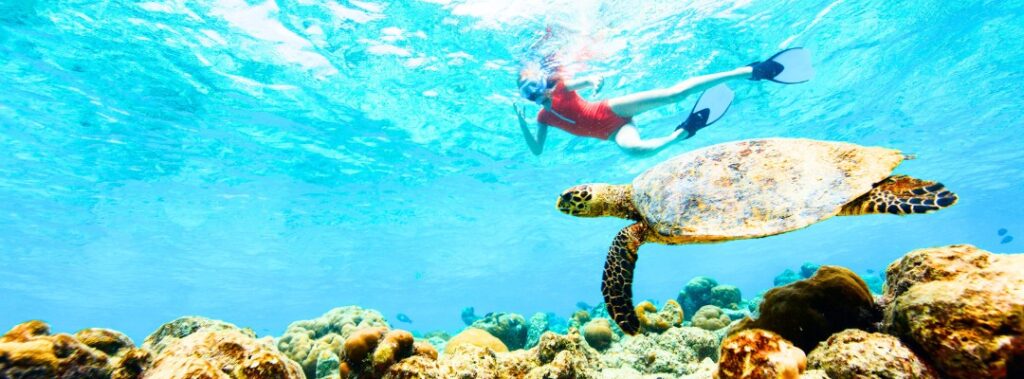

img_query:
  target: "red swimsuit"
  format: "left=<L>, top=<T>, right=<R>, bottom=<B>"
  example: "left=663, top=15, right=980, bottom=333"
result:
left=536, top=82, right=632, bottom=140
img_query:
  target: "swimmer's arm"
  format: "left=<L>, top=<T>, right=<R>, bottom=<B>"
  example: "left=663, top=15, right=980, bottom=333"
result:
left=515, top=104, right=548, bottom=155
left=563, top=75, right=603, bottom=92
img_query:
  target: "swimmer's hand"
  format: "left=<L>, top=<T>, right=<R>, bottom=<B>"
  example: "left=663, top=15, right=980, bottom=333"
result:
left=514, top=103, right=528, bottom=125
left=591, top=76, right=604, bottom=94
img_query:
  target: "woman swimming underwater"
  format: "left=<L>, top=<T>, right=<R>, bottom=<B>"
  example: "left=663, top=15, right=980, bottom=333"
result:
left=515, top=48, right=813, bottom=156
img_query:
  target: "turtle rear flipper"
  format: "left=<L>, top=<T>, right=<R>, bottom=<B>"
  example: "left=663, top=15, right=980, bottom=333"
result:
left=840, top=175, right=958, bottom=216
left=603, top=223, right=646, bottom=335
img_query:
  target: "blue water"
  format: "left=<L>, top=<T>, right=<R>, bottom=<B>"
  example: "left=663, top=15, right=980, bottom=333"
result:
left=1, top=0, right=1022, bottom=342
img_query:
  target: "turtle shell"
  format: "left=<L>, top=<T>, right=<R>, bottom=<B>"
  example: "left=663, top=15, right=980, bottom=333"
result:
left=632, top=138, right=903, bottom=243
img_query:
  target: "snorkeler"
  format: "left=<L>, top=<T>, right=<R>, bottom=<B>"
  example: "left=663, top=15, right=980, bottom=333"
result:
left=515, top=48, right=813, bottom=156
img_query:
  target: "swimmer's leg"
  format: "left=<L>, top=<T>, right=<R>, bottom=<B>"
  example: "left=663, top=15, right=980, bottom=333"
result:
left=612, top=124, right=685, bottom=156
left=607, top=67, right=752, bottom=118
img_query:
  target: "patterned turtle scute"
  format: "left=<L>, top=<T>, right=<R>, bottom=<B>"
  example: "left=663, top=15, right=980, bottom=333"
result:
left=631, top=138, right=904, bottom=242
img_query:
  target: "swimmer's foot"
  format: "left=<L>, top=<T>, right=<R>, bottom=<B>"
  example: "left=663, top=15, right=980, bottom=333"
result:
left=749, top=47, right=814, bottom=84
left=676, top=84, right=735, bottom=139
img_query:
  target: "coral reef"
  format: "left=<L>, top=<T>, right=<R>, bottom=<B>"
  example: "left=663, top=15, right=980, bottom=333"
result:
left=460, top=307, right=481, bottom=326
left=582, top=318, right=614, bottom=351
left=526, top=312, right=567, bottom=349
left=799, top=263, right=820, bottom=279
left=276, top=306, right=390, bottom=379
left=773, top=269, right=802, bottom=287
left=146, top=325, right=303, bottom=378
left=0, top=320, right=147, bottom=379
left=807, top=329, right=938, bottom=379
left=709, top=285, right=741, bottom=309
left=731, top=265, right=880, bottom=351
left=144, top=316, right=253, bottom=354
left=692, top=305, right=732, bottom=331
left=470, top=312, right=529, bottom=350
left=601, top=326, right=718, bottom=376
left=443, top=327, right=508, bottom=354
left=338, top=327, right=440, bottom=379
left=569, top=309, right=592, bottom=331
left=715, top=329, right=806, bottom=379
left=438, top=330, right=602, bottom=378
left=881, top=244, right=1024, bottom=379
left=635, top=300, right=683, bottom=334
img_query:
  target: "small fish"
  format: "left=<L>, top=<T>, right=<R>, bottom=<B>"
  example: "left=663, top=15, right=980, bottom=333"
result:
left=576, top=301, right=592, bottom=311
left=414, top=272, right=423, bottom=280
left=396, top=313, right=412, bottom=323
left=1001, top=236, right=1014, bottom=244
left=865, top=269, right=875, bottom=274
left=998, top=228, right=1008, bottom=236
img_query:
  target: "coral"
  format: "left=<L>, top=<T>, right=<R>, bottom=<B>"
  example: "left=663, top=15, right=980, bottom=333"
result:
left=470, top=312, right=528, bottom=350
left=143, top=316, right=253, bottom=354
left=799, top=263, right=820, bottom=279
left=601, top=326, right=718, bottom=376
left=460, top=307, right=482, bottom=326
left=276, top=306, right=390, bottom=379
left=443, top=327, right=508, bottom=354
left=731, top=266, right=880, bottom=351
left=807, top=329, right=938, bottom=379
left=438, top=330, right=601, bottom=379
left=635, top=300, right=683, bottom=334
left=420, top=331, right=449, bottom=357
left=526, top=312, right=568, bottom=349
left=569, top=310, right=592, bottom=331
left=773, top=269, right=801, bottom=287
left=339, top=326, right=440, bottom=379
left=692, top=305, right=732, bottom=331
left=678, top=276, right=718, bottom=319
left=75, top=328, right=134, bottom=356
left=881, top=244, right=1024, bottom=379
left=0, top=320, right=115, bottom=378
left=146, top=326, right=304, bottom=379
left=582, top=318, right=614, bottom=351
left=709, top=285, right=742, bottom=309
left=714, top=329, right=806, bottom=379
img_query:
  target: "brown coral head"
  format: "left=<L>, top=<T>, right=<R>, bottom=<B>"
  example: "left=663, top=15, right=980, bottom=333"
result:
left=722, top=329, right=806, bottom=379
left=635, top=300, right=684, bottom=334
left=235, top=350, right=293, bottom=379
left=582, top=318, right=613, bottom=351
left=342, top=327, right=387, bottom=366
left=715, top=329, right=806, bottom=379
left=2, top=320, right=51, bottom=342
left=412, top=341, right=438, bottom=360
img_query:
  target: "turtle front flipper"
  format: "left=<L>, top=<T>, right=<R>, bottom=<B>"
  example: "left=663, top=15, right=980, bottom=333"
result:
left=602, top=222, right=647, bottom=335
left=839, top=175, right=958, bottom=216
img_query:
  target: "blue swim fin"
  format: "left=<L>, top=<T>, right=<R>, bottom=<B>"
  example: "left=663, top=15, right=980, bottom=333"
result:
left=750, top=47, right=814, bottom=84
left=676, top=83, right=734, bottom=138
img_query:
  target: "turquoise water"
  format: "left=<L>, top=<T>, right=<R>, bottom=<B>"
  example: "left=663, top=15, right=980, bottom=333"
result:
left=1, top=0, right=1022, bottom=342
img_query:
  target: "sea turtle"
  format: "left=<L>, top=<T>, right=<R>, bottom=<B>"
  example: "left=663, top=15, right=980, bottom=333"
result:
left=556, top=138, right=958, bottom=334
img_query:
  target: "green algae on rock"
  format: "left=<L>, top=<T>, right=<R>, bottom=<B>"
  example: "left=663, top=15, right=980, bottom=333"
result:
left=807, top=329, right=938, bottom=379
left=881, top=244, right=1024, bottom=379
left=731, top=265, right=880, bottom=352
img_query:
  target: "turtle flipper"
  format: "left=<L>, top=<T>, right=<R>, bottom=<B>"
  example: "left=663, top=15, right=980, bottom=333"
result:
left=602, top=223, right=647, bottom=335
left=839, top=175, right=958, bottom=216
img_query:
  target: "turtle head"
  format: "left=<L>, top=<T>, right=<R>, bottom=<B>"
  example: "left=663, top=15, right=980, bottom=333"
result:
left=557, top=184, right=638, bottom=219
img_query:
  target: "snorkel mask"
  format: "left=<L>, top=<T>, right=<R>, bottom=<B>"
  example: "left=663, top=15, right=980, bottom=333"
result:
left=519, top=77, right=554, bottom=104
